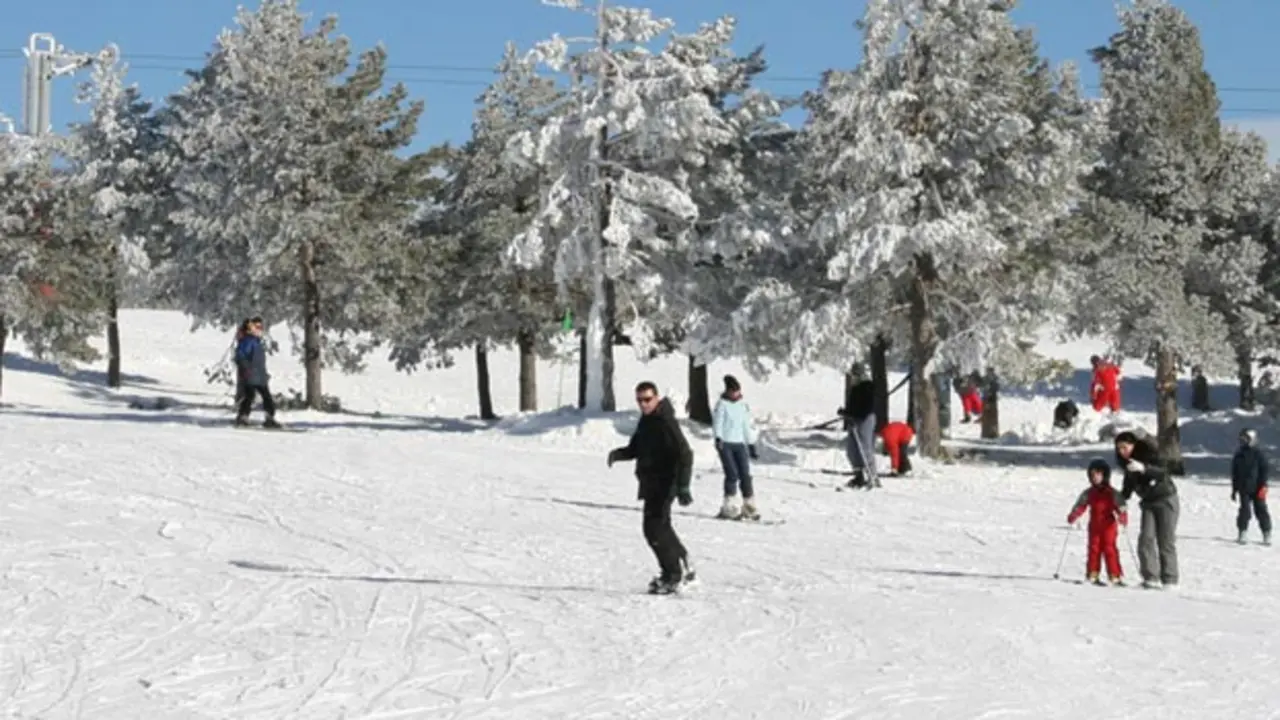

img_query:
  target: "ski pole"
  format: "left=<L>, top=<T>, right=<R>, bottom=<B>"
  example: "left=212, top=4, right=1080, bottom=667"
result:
left=1052, top=525, right=1074, bottom=579
left=1123, top=524, right=1140, bottom=571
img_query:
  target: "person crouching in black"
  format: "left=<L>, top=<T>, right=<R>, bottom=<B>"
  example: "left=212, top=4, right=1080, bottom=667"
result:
left=608, top=381, right=697, bottom=594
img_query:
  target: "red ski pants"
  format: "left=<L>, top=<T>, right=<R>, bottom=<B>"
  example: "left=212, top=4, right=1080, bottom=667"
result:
left=1087, top=524, right=1122, bottom=578
left=1092, top=386, right=1120, bottom=413
left=960, top=391, right=983, bottom=417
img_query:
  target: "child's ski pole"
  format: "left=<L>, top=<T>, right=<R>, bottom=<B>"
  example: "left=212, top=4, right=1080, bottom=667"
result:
left=1052, top=525, right=1074, bottom=579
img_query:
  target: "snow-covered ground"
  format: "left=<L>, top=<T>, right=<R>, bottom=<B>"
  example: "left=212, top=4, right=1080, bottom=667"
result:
left=2, top=310, right=1277, bottom=719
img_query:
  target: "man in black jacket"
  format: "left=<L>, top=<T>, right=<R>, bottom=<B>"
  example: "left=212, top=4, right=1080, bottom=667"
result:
left=1115, top=431, right=1179, bottom=588
left=608, top=381, right=696, bottom=594
left=1232, top=428, right=1271, bottom=545
left=839, top=378, right=878, bottom=489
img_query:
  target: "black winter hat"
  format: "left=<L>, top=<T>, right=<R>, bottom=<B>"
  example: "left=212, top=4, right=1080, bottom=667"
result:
left=723, top=374, right=741, bottom=392
left=1086, top=457, right=1111, bottom=483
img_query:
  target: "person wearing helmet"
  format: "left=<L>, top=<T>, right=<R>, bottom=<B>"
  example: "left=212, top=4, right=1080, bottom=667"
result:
left=1231, top=428, right=1271, bottom=545
left=1067, top=458, right=1128, bottom=585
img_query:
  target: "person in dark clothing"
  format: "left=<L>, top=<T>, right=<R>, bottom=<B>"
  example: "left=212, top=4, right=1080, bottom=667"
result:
left=1231, top=428, right=1271, bottom=545
left=1053, top=399, right=1079, bottom=429
left=1115, top=431, right=1178, bottom=588
left=607, top=381, right=696, bottom=594
left=233, top=318, right=251, bottom=408
left=838, top=378, right=878, bottom=489
left=234, top=317, right=279, bottom=428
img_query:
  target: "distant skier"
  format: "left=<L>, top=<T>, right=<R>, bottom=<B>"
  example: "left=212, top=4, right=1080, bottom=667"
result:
left=1053, top=399, right=1079, bottom=429
left=1231, top=428, right=1271, bottom=545
left=232, top=318, right=251, bottom=408
left=838, top=377, right=878, bottom=489
left=957, top=372, right=983, bottom=423
left=1190, top=366, right=1210, bottom=411
left=878, top=420, right=915, bottom=476
left=234, top=316, right=279, bottom=428
left=607, top=381, right=697, bottom=594
left=1066, top=458, right=1128, bottom=585
left=712, top=374, right=759, bottom=521
left=1115, top=431, right=1178, bottom=588
left=1090, top=355, right=1121, bottom=414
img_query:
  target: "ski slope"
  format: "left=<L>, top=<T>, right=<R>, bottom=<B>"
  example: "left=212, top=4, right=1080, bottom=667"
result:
left=1, top=310, right=1278, bottom=719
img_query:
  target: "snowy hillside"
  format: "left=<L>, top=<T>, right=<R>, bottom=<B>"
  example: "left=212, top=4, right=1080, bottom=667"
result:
left=2, top=310, right=1278, bottom=719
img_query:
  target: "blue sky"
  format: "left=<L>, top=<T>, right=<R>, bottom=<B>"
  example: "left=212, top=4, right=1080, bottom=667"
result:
left=4, top=0, right=1280, bottom=157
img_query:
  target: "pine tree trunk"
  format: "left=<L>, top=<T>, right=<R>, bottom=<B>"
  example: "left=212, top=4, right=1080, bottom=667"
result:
left=906, top=372, right=915, bottom=428
left=980, top=370, right=999, bottom=439
left=871, top=336, right=889, bottom=431
left=577, top=329, right=587, bottom=409
left=1237, top=345, right=1255, bottom=410
left=687, top=356, right=711, bottom=425
left=0, top=314, right=7, bottom=399
left=1155, top=344, right=1184, bottom=476
left=909, top=258, right=943, bottom=458
left=299, top=239, right=323, bottom=409
left=106, top=287, right=121, bottom=389
left=517, top=330, right=537, bottom=412
left=597, top=120, right=617, bottom=412
left=474, top=344, right=496, bottom=420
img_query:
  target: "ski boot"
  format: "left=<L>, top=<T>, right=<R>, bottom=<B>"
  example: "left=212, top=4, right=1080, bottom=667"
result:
left=717, top=496, right=741, bottom=520
left=1087, top=572, right=1105, bottom=587
left=1238, top=530, right=1248, bottom=545
left=1264, top=532, right=1272, bottom=546
left=1109, top=575, right=1125, bottom=587
left=740, top=497, right=760, bottom=521
left=262, top=416, right=282, bottom=429
left=233, top=415, right=251, bottom=427
left=845, top=470, right=867, bottom=490
left=680, top=557, right=698, bottom=586
left=1141, top=578, right=1162, bottom=589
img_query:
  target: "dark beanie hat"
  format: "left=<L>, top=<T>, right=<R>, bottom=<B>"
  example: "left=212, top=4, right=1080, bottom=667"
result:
left=723, top=374, right=741, bottom=392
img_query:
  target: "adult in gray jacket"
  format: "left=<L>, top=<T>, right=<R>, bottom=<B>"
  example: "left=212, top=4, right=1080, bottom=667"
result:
left=1115, top=431, right=1177, bottom=588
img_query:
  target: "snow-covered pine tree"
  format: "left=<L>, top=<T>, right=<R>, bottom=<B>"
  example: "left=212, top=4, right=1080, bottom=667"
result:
left=388, top=43, right=567, bottom=416
left=160, top=0, right=426, bottom=409
left=801, top=0, right=1093, bottom=456
left=509, top=1, right=735, bottom=412
left=1193, top=128, right=1276, bottom=409
left=1076, top=0, right=1226, bottom=473
left=0, top=134, right=60, bottom=397
left=60, top=49, right=161, bottom=388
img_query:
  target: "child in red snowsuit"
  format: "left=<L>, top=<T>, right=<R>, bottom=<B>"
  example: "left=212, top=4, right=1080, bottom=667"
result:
left=1090, top=355, right=1121, bottom=413
left=1067, top=458, right=1128, bottom=585
left=879, top=421, right=915, bottom=475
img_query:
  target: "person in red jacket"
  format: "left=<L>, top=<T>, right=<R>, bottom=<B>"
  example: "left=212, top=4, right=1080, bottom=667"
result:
left=1067, top=458, right=1128, bottom=585
left=1090, top=355, right=1121, bottom=413
left=958, top=375, right=983, bottom=423
left=878, top=420, right=915, bottom=475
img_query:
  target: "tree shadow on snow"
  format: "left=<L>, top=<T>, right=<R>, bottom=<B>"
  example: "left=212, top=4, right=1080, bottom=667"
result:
left=227, top=559, right=632, bottom=596
left=867, top=566, right=1055, bottom=584
left=511, top=495, right=720, bottom=523
left=1002, top=368, right=1238, bottom=416
left=2, top=352, right=161, bottom=387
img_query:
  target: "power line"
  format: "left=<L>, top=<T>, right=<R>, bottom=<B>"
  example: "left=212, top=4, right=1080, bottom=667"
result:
left=3, top=49, right=1280, bottom=113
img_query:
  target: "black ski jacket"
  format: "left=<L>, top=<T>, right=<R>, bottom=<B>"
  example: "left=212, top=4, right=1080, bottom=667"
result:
left=1232, top=444, right=1269, bottom=495
left=612, top=398, right=693, bottom=500
left=1117, top=437, right=1176, bottom=505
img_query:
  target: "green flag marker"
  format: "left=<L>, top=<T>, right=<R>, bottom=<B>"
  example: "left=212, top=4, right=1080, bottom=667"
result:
left=561, top=309, right=573, bottom=331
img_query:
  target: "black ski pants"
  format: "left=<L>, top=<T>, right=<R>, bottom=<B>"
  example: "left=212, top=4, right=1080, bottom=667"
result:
left=237, top=383, right=276, bottom=419
left=1238, top=495, right=1272, bottom=534
left=642, top=493, right=687, bottom=581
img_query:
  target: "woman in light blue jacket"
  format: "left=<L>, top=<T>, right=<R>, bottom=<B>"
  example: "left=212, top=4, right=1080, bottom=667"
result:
left=713, top=374, right=760, bottom=520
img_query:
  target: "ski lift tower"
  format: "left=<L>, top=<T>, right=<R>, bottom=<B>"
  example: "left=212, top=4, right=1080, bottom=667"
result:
left=22, top=34, right=115, bottom=137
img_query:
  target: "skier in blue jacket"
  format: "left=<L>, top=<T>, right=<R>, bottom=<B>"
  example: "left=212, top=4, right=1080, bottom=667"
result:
left=234, top=317, right=279, bottom=428
left=712, top=374, right=760, bottom=520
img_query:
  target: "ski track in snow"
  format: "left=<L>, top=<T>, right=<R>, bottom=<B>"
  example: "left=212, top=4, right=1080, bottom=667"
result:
left=2, top=312, right=1280, bottom=718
